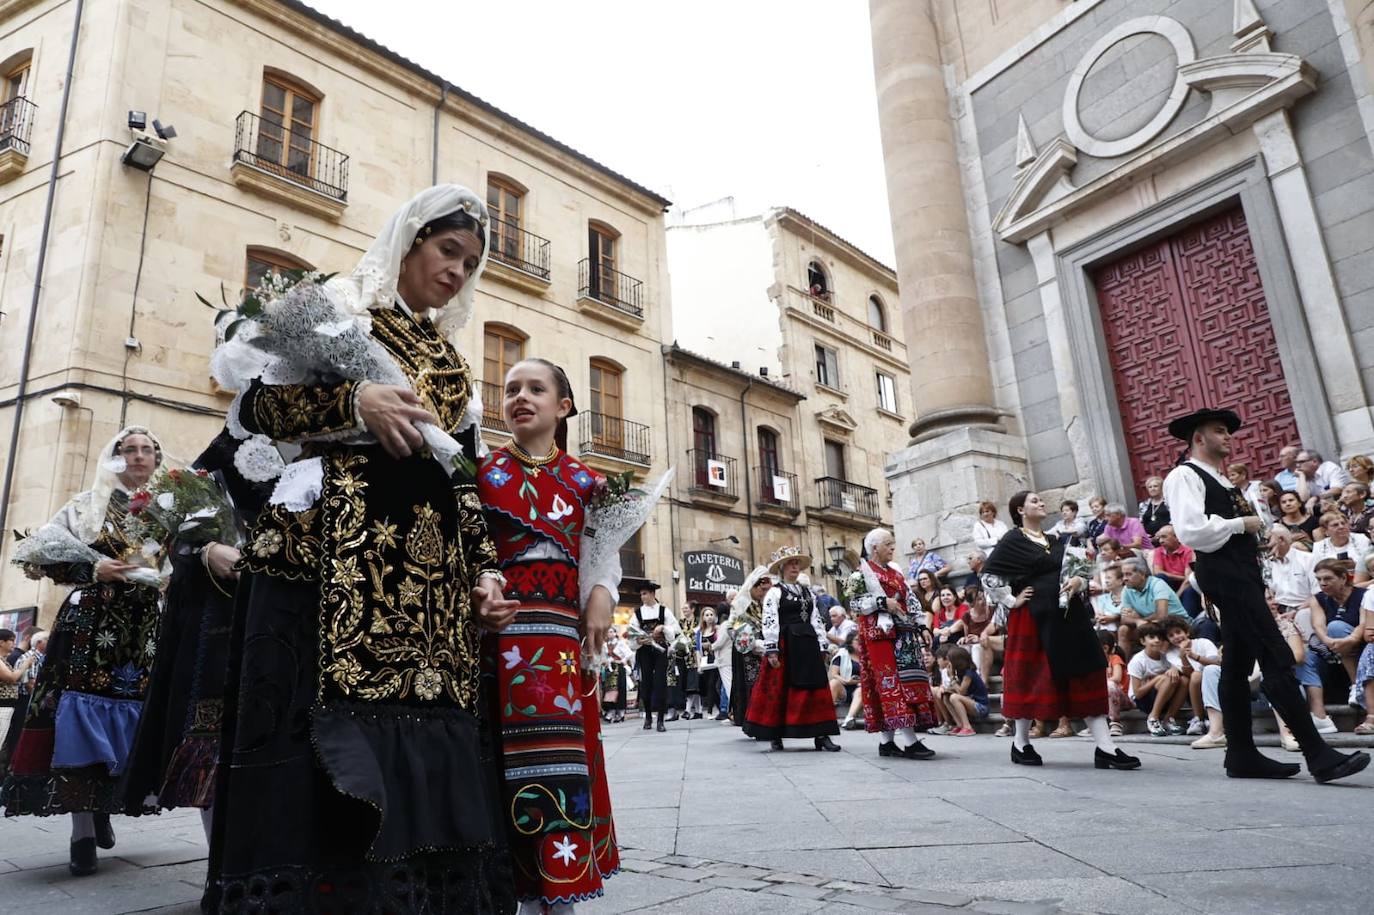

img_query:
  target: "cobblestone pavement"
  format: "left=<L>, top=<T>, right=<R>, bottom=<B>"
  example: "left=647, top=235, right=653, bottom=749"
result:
left=1, top=718, right=1370, bottom=913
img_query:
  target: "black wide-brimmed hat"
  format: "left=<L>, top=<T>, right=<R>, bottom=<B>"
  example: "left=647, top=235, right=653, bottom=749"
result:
left=1167, top=407, right=1242, bottom=441
left=637, top=581, right=660, bottom=592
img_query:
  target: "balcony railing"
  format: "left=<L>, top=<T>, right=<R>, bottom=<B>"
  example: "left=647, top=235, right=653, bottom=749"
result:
left=489, top=216, right=551, bottom=280
left=0, top=97, right=37, bottom=156
left=474, top=379, right=508, bottom=434
left=579, top=259, right=644, bottom=319
left=233, top=110, right=348, bottom=201
left=620, top=549, right=646, bottom=578
left=812, top=299, right=835, bottom=323
left=814, top=476, right=880, bottom=519
left=579, top=411, right=651, bottom=465
left=755, top=467, right=800, bottom=512
left=871, top=329, right=893, bottom=351
left=688, top=450, right=738, bottom=499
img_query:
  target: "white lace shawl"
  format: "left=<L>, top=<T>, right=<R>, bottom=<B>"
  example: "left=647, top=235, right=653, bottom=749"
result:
left=578, top=469, right=674, bottom=610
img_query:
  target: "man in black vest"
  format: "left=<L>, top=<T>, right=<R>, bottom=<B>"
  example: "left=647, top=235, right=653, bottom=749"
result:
left=632, top=583, right=677, bottom=733
left=1163, top=408, right=1368, bottom=783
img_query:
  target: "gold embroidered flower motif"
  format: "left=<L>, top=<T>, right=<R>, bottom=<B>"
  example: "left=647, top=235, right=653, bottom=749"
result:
left=414, top=664, right=443, bottom=701
left=252, top=530, right=284, bottom=557
left=337, top=472, right=364, bottom=498
left=406, top=504, right=443, bottom=567
left=328, top=654, right=364, bottom=689
left=371, top=519, right=398, bottom=549
left=330, top=555, right=365, bottom=590
left=558, top=650, right=578, bottom=676
left=397, top=577, right=424, bottom=609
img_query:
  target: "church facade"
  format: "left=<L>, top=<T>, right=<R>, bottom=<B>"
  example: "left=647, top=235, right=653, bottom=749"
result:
left=871, top=0, right=1374, bottom=568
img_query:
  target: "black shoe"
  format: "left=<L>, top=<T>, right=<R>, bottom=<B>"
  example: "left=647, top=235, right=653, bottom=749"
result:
left=1225, top=751, right=1301, bottom=780
left=714, top=713, right=729, bottom=721
left=1010, top=743, right=1043, bottom=766
left=878, top=740, right=901, bottom=757
left=770, top=738, right=785, bottom=751
left=656, top=714, right=666, bottom=733
left=69, top=838, right=97, bottom=877
left=1311, top=750, right=1371, bottom=784
left=901, top=739, right=936, bottom=760
left=1094, top=748, right=1141, bottom=770
left=815, top=736, right=840, bottom=752
left=93, top=812, right=115, bottom=850
left=642, top=714, right=652, bottom=730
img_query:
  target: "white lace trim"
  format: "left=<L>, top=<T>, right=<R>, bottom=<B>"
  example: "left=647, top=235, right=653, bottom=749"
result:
left=578, top=469, right=674, bottom=610
left=269, top=458, right=324, bottom=511
left=233, top=434, right=286, bottom=482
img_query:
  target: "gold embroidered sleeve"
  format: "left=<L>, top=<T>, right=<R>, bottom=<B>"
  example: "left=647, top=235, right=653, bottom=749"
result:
left=240, top=379, right=359, bottom=441
left=455, top=483, right=501, bottom=583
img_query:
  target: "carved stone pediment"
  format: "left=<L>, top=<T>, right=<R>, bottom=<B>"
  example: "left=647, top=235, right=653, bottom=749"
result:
left=816, top=405, right=859, bottom=435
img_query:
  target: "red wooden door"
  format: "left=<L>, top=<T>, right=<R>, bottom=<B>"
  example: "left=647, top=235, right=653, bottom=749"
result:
left=1093, top=207, right=1296, bottom=497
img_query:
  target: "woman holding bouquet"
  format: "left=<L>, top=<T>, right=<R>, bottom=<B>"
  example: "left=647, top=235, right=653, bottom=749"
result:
left=206, top=186, right=519, bottom=913
left=850, top=529, right=936, bottom=760
left=728, top=566, right=770, bottom=726
left=1, top=426, right=166, bottom=876
left=744, top=546, right=841, bottom=752
left=479, top=357, right=646, bottom=911
left=981, top=491, right=1139, bottom=771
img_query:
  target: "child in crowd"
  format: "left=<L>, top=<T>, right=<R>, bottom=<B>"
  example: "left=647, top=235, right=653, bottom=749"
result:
left=939, top=646, right=988, bottom=736
left=1098, top=630, right=1128, bottom=738
left=1127, top=622, right=1187, bottom=736
left=1094, top=563, right=1132, bottom=656
left=1162, top=617, right=1220, bottom=738
left=928, top=644, right=956, bottom=735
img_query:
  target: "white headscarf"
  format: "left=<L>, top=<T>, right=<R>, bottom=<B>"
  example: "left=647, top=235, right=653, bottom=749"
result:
left=730, top=564, right=772, bottom=622
left=325, top=184, right=491, bottom=341
left=66, top=425, right=165, bottom=544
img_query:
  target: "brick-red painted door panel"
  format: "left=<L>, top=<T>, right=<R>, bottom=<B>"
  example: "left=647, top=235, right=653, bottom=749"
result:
left=1093, top=207, right=1295, bottom=497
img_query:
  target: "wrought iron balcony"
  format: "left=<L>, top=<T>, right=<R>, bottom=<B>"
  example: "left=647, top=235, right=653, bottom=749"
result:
left=812, top=476, right=880, bottom=521
left=473, top=379, right=508, bottom=434
left=687, top=450, right=738, bottom=500
left=579, top=411, right=651, bottom=466
left=489, top=216, right=551, bottom=280
left=0, top=97, right=36, bottom=156
left=754, top=467, right=800, bottom=513
left=233, top=110, right=348, bottom=202
left=578, top=259, right=644, bottom=319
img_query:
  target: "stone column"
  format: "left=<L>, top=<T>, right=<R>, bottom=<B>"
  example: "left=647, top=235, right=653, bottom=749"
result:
left=869, top=0, right=1000, bottom=440
left=870, top=0, right=1030, bottom=574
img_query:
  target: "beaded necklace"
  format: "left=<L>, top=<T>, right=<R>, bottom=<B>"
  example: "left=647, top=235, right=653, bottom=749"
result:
left=507, top=440, right=559, bottom=476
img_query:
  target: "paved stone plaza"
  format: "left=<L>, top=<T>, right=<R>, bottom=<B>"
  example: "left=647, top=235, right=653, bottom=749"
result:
left=0, top=720, right=1370, bottom=914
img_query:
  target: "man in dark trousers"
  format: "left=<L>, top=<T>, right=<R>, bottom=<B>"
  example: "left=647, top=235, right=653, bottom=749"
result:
left=632, top=582, right=678, bottom=732
left=1163, top=407, right=1369, bottom=783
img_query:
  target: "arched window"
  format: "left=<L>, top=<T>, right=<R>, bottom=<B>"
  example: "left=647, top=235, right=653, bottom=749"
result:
left=806, top=260, right=830, bottom=300
left=257, top=70, right=321, bottom=178
left=867, top=294, right=887, bottom=332
left=486, top=175, right=526, bottom=264
left=3, top=52, right=31, bottom=101
left=482, top=323, right=526, bottom=387
left=244, top=247, right=313, bottom=294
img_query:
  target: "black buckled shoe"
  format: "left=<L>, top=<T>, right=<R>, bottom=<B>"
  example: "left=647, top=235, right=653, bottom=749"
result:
left=1225, top=751, right=1301, bottom=779
left=815, top=736, right=840, bottom=752
left=69, top=838, right=98, bottom=877
left=1010, top=743, right=1043, bottom=766
left=901, top=739, right=935, bottom=760
left=93, top=812, right=115, bottom=850
left=878, top=740, right=901, bottom=757
left=1311, top=750, right=1371, bottom=784
left=1094, top=748, right=1141, bottom=770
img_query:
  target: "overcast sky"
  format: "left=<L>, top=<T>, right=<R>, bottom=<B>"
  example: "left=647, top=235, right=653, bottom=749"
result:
left=304, top=0, right=897, bottom=265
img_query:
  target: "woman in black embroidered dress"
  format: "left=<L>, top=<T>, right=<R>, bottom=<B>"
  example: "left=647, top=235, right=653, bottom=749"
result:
left=1, top=427, right=166, bottom=876
left=204, top=186, right=520, bottom=913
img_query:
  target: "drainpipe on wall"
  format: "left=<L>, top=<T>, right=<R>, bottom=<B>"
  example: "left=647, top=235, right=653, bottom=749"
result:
left=0, top=0, right=86, bottom=544
left=738, top=377, right=757, bottom=564
left=431, top=81, right=449, bottom=186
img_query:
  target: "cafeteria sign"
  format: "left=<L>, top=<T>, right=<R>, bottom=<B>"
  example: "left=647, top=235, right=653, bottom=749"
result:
left=683, top=549, right=746, bottom=600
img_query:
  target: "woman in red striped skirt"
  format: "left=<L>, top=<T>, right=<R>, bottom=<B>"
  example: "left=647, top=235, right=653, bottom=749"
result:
left=981, top=491, right=1140, bottom=771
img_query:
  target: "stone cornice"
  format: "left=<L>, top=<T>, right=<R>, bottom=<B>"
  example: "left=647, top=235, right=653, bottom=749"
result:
left=768, top=208, right=898, bottom=285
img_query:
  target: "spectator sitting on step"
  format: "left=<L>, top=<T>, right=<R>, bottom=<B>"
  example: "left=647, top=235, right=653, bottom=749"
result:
left=961, top=549, right=988, bottom=598
left=1162, top=617, right=1221, bottom=741
left=1297, top=449, right=1352, bottom=504
left=1346, top=454, right=1373, bottom=488
left=829, top=631, right=862, bottom=708
left=1101, top=503, right=1153, bottom=552
left=1150, top=525, right=1200, bottom=617
left=1094, top=538, right=1125, bottom=591
left=1128, top=622, right=1187, bottom=737
left=931, top=585, right=967, bottom=646
left=1085, top=496, right=1110, bottom=545
left=908, top=538, right=951, bottom=582
left=937, top=646, right=987, bottom=736
left=1097, top=631, right=1128, bottom=738
left=1276, top=490, right=1320, bottom=548
left=1121, top=557, right=1187, bottom=628
left=1265, top=527, right=1319, bottom=618
left=910, top=569, right=940, bottom=621
left=826, top=604, right=857, bottom=650
left=1138, top=476, right=1171, bottom=540
left=948, top=583, right=995, bottom=682
left=1339, top=482, right=1374, bottom=535
left=1311, top=513, right=1372, bottom=583
left=1254, top=478, right=1284, bottom=527
left=1300, top=559, right=1368, bottom=724
left=971, top=501, right=1010, bottom=552
left=1048, top=499, right=1087, bottom=543
left=1226, top=462, right=1264, bottom=516
left=1275, top=444, right=1301, bottom=492
left=1094, top=563, right=1133, bottom=655
left=1354, top=586, right=1374, bottom=736
left=1266, top=589, right=1318, bottom=751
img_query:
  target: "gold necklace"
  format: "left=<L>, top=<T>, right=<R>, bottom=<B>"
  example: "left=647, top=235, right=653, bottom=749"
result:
left=1022, top=527, right=1051, bottom=551
left=507, top=440, right=558, bottom=475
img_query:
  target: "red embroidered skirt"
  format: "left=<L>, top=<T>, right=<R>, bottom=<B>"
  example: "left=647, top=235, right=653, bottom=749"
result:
left=857, top=616, right=936, bottom=733
left=743, top=639, right=840, bottom=740
left=1000, top=606, right=1106, bottom=721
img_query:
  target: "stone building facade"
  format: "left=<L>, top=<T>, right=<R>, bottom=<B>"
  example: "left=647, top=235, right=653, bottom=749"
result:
left=871, top=0, right=1374, bottom=571
left=666, top=204, right=909, bottom=594
left=0, top=0, right=674, bottom=621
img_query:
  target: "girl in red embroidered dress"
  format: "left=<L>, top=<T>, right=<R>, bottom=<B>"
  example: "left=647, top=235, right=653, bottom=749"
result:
left=853, top=529, right=937, bottom=760
left=478, top=359, right=620, bottom=912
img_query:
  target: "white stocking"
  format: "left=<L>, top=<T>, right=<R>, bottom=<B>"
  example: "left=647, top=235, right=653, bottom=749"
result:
left=1085, top=714, right=1116, bottom=753
left=1012, top=718, right=1032, bottom=750
left=894, top=726, right=918, bottom=749
left=549, top=904, right=575, bottom=915
left=517, top=901, right=544, bottom=915
left=880, top=729, right=895, bottom=744
left=71, top=812, right=95, bottom=841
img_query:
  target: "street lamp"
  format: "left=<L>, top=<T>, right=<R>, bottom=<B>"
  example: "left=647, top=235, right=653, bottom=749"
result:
left=709, top=535, right=740, bottom=545
left=820, top=541, right=850, bottom=577
left=120, top=109, right=176, bottom=172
